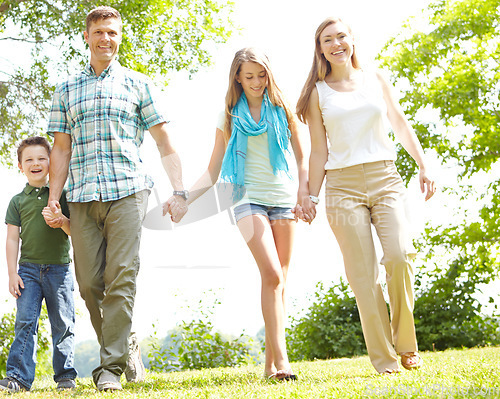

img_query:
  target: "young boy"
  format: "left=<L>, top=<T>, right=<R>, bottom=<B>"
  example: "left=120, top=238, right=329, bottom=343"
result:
left=0, top=136, right=77, bottom=392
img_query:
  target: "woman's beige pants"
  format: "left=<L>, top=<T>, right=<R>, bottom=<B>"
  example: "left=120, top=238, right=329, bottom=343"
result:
left=325, top=160, right=418, bottom=373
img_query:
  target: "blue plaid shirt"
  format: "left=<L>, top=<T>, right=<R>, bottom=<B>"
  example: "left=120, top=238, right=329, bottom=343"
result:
left=47, top=62, right=167, bottom=202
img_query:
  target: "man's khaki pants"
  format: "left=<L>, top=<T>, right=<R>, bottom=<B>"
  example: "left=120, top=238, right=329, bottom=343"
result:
left=325, top=161, right=417, bottom=373
left=69, top=190, right=148, bottom=383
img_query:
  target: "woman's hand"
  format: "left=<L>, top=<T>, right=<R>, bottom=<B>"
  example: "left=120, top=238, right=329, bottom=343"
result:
left=301, top=196, right=317, bottom=224
left=419, top=169, right=436, bottom=201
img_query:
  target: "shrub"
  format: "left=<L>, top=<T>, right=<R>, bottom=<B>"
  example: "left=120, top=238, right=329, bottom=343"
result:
left=148, top=294, right=257, bottom=372
left=414, top=259, right=500, bottom=350
left=286, top=279, right=366, bottom=361
left=286, top=261, right=500, bottom=363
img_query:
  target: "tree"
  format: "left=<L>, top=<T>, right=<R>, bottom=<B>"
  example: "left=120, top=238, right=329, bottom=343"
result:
left=0, top=0, right=234, bottom=165
left=378, top=0, right=500, bottom=343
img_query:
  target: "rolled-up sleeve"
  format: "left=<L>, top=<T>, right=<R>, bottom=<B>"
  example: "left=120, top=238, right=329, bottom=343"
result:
left=47, top=84, right=71, bottom=136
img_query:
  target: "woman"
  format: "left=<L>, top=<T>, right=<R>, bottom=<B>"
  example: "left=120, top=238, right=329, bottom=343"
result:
left=166, top=48, right=308, bottom=380
left=296, top=17, right=435, bottom=374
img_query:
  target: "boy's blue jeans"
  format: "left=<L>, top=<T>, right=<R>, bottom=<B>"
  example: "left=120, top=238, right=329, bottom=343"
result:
left=6, top=262, right=77, bottom=390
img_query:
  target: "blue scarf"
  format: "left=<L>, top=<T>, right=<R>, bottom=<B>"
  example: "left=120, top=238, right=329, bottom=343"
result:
left=220, top=90, right=290, bottom=199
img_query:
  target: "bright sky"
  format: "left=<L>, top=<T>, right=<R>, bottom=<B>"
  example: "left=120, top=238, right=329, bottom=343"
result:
left=1, top=0, right=444, bottom=343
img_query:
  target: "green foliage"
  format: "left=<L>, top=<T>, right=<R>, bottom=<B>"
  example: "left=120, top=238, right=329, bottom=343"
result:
left=73, top=339, right=100, bottom=378
left=379, top=0, right=500, bottom=181
left=148, top=295, right=257, bottom=372
left=286, top=280, right=366, bottom=361
left=0, top=306, right=15, bottom=375
left=286, top=271, right=499, bottom=362
left=377, top=0, right=500, bottom=325
left=414, top=260, right=500, bottom=351
left=0, top=0, right=235, bottom=165
left=0, top=303, right=52, bottom=378
left=172, top=318, right=254, bottom=371
left=147, top=325, right=181, bottom=372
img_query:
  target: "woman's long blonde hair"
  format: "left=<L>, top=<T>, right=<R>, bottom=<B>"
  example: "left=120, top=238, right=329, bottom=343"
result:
left=296, top=17, right=361, bottom=124
left=223, top=47, right=296, bottom=143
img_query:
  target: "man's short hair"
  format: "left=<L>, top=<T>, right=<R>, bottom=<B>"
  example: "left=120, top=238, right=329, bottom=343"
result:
left=17, top=136, right=51, bottom=163
left=86, top=6, right=122, bottom=32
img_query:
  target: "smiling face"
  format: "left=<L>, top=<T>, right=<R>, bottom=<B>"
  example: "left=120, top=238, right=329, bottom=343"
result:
left=18, top=145, right=50, bottom=187
left=84, top=17, right=122, bottom=73
left=319, top=21, right=354, bottom=67
left=236, top=61, right=268, bottom=100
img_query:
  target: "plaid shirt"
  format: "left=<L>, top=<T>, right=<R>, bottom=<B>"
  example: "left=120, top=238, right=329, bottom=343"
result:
left=47, top=62, right=167, bottom=202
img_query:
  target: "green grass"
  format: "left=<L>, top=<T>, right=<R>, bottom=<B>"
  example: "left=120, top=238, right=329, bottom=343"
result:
left=3, top=347, right=500, bottom=398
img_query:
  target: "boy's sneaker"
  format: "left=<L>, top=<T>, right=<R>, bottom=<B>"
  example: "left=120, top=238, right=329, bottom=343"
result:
left=124, top=332, right=145, bottom=383
left=0, top=377, right=26, bottom=393
left=56, top=378, right=76, bottom=390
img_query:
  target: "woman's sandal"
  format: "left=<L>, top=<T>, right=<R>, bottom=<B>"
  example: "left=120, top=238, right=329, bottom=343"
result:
left=267, top=370, right=298, bottom=381
left=400, top=352, right=423, bottom=370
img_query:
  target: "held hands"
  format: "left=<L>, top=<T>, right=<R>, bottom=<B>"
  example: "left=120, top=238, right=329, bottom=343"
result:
left=8, top=272, right=24, bottom=298
left=300, top=195, right=317, bottom=224
left=292, top=188, right=317, bottom=224
left=163, top=195, right=188, bottom=223
left=43, top=203, right=65, bottom=228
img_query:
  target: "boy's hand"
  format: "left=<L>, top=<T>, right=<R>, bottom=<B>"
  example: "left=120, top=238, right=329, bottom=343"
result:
left=42, top=206, right=64, bottom=228
left=8, top=273, right=24, bottom=298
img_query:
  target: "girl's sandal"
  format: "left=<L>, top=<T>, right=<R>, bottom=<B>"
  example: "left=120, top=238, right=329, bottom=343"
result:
left=267, top=370, right=298, bottom=381
left=400, top=352, right=423, bottom=370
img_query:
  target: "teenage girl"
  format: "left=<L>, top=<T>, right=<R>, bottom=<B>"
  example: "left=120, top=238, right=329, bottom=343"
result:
left=167, top=47, right=308, bottom=380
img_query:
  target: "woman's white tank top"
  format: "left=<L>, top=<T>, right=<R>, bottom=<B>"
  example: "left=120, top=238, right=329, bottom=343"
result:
left=316, top=70, right=397, bottom=170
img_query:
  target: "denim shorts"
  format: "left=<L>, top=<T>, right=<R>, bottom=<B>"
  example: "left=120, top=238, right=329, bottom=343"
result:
left=233, top=203, right=295, bottom=223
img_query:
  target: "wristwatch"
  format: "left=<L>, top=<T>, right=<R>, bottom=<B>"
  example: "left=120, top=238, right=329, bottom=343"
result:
left=173, top=190, right=189, bottom=201
left=309, top=195, right=320, bottom=204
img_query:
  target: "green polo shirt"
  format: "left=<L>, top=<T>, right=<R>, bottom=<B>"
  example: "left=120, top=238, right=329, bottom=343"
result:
left=5, top=184, right=71, bottom=265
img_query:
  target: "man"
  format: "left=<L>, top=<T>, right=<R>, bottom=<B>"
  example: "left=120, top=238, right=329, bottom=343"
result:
left=47, top=6, right=188, bottom=391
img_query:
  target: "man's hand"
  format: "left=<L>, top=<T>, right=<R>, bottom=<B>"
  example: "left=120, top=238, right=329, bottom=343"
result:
left=163, top=195, right=188, bottom=223
left=44, top=202, right=64, bottom=228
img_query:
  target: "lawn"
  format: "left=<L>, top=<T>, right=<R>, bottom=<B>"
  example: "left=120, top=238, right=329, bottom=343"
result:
left=3, top=346, right=499, bottom=398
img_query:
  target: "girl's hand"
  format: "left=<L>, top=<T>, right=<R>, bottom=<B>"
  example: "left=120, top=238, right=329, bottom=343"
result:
left=301, top=196, right=317, bottom=224
left=163, top=196, right=188, bottom=223
left=292, top=204, right=304, bottom=222
left=293, top=186, right=310, bottom=222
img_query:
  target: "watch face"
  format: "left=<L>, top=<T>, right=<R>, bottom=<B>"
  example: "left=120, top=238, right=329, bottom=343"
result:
left=174, top=190, right=188, bottom=200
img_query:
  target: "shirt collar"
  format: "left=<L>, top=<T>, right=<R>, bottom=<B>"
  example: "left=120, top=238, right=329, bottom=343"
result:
left=23, top=183, right=49, bottom=195
left=84, top=60, right=122, bottom=78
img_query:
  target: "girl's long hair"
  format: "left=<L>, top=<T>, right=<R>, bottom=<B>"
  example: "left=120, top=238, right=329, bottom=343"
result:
left=223, top=47, right=296, bottom=143
left=296, top=17, right=360, bottom=124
